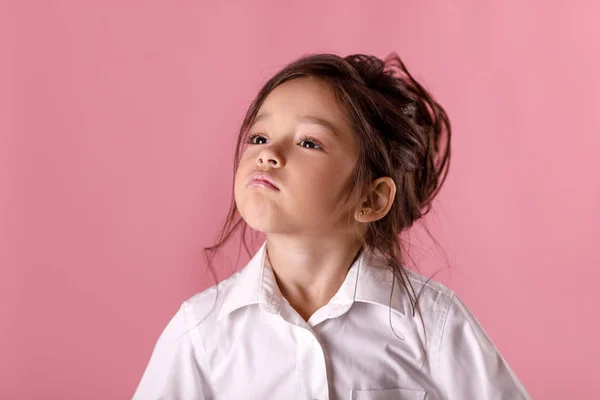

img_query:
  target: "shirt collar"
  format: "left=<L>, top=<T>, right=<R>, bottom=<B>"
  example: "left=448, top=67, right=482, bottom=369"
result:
left=217, top=240, right=407, bottom=321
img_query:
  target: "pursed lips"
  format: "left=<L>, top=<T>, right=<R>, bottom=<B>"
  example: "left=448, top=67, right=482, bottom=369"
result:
left=246, top=172, right=280, bottom=190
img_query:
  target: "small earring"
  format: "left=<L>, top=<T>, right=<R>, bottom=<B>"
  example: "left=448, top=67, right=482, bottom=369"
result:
left=360, top=209, right=369, bottom=215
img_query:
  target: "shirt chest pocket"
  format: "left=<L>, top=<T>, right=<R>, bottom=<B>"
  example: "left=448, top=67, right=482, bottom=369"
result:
left=350, top=387, right=426, bottom=400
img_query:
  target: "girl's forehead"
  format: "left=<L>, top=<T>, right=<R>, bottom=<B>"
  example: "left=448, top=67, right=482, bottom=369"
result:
left=258, top=77, right=349, bottom=126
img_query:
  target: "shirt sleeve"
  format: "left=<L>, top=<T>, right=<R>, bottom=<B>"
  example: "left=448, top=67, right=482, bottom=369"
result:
left=435, top=293, right=532, bottom=400
left=132, top=302, right=211, bottom=400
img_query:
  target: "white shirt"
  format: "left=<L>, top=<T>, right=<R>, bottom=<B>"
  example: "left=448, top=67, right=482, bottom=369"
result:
left=133, top=241, right=531, bottom=400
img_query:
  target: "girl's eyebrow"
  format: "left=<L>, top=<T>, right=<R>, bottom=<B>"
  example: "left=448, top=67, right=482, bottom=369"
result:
left=297, top=116, right=339, bottom=137
left=253, top=113, right=339, bottom=137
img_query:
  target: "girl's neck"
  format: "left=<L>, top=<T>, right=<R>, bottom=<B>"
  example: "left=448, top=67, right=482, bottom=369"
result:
left=265, top=235, right=363, bottom=321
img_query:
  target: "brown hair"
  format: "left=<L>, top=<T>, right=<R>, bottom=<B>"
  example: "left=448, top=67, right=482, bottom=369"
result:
left=202, top=52, right=451, bottom=340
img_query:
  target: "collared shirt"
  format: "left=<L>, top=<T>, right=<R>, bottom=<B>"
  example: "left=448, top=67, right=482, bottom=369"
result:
left=133, top=241, right=531, bottom=400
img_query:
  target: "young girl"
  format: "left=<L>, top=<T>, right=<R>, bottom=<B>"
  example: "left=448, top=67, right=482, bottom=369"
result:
left=133, top=53, right=531, bottom=399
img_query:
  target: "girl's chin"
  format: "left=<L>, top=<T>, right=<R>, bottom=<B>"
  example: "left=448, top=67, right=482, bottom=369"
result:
left=243, top=215, right=295, bottom=234
left=245, top=218, right=276, bottom=232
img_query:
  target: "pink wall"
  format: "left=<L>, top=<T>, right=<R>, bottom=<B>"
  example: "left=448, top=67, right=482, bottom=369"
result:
left=1, top=1, right=598, bottom=398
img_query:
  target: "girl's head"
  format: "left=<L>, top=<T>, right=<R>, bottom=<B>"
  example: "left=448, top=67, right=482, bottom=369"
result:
left=234, top=75, right=371, bottom=239
left=231, top=53, right=450, bottom=252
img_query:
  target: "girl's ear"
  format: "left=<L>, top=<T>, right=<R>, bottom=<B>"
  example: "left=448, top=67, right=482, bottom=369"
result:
left=356, top=177, right=396, bottom=222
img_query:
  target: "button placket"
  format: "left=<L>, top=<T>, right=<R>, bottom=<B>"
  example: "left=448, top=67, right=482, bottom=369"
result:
left=294, top=326, right=329, bottom=400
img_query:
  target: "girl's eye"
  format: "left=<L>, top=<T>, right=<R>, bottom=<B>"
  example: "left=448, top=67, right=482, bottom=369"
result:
left=244, top=133, right=323, bottom=150
left=245, top=133, right=267, bottom=145
left=298, top=136, right=321, bottom=149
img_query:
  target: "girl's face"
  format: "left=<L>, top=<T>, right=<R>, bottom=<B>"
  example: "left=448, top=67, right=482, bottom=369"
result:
left=234, top=77, right=361, bottom=237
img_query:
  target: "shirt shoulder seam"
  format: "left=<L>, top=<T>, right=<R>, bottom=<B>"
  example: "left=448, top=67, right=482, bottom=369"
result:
left=435, top=291, right=456, bottom=398
left=181, top=300, right=212, bottom=368
left=437, top=291, right=455, bottom=348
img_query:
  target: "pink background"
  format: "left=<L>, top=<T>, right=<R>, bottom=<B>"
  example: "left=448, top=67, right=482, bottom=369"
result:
left=1, top=1, right=598, bottom=398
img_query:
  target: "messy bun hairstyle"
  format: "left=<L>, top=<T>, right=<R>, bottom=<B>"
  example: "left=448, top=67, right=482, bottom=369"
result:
left=204, top=52, right=451, bottom=328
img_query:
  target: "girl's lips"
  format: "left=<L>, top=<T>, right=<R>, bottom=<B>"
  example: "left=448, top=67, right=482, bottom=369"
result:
left=248, top=179, right=279, bottom=191
left=246, top=172, right=280, bottom=190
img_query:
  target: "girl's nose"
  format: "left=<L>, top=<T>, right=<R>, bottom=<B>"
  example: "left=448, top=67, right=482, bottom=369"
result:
left=257, top=148, right=283, bottom=168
